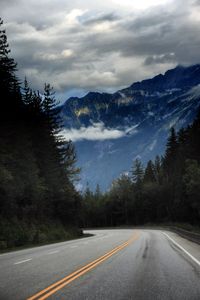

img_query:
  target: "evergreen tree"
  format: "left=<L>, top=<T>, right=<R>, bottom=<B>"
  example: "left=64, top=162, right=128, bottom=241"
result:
left=183, top=159, right=200, bottom=222
left=144, top=160, right=156, bottom=183
left=154, top=155, right=162, bottom=184
left=42, top=83, right=60, bottom=134
left=0, top=18, right=20, bottom=115
left=59, top=139, right=80, bottom=182
left=188, top=110, right=200, bottom=161
left=22, top=77, right=33, bottom=106
left=131, top=159, right=144, bottom=185
left=95, top=184, right=101, bottom=200
left=163, top=127, right=178, bottom=180
left=0, top=19, right=82, bottom=249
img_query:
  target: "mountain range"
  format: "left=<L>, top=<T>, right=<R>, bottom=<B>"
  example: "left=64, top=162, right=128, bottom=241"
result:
left=59, top=64, right=200, bottom=191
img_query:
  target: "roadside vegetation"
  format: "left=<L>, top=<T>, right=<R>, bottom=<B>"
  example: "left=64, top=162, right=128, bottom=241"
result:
left=0, top=19, right=82, bottom=250
left=81, top=116, right=200, bottom=228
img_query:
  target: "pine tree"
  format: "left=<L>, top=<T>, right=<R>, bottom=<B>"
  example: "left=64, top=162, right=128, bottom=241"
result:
left=183, top=159, right=200, bottom=221
left=154, top=155, right=162, bottom=184
left=0, top=18, right=20, bottom=115
left=42, top=83, right=60, bottom=134
left=144, top=160, right=156, bottom=183
left=163, top=127, right=178, bottom=180
left=188, top=110, right=200, bottom=161
left=0, top=20, right=82, bottom=248
left=58, top=139, right=80, bottom=182
left=131, top=159, right=144, bottom=185
left=22, top=77, right=33, bottom=106
left=95, top=184, right=101, bottom=199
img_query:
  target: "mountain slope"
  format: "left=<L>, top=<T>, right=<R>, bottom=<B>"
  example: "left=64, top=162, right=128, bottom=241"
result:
left=59, top=65, right=200, bottom=190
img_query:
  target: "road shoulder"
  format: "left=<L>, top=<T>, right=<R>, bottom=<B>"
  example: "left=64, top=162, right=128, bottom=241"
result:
left=163, top=230, right=200, bottom=267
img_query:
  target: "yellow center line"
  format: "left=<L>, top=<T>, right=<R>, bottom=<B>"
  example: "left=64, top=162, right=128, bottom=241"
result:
left=27, top=231, right=140, bottom=300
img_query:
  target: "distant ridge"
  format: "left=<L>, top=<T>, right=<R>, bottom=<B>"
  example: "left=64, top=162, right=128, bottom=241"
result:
left=59, top=64, right=200, bottom=190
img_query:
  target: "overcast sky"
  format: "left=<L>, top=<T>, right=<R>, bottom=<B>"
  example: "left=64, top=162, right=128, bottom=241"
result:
left=1, top=0, right=200, bottom=101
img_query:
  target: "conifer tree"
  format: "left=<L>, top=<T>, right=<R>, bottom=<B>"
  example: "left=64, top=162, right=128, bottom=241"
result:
left=154, top=155, right=162, bottom=184
left=144, top=160, right=156, bottom=183
left=163, top=127, right=178, bottom=180
left=22, top=77, right=33, bottom=106
left=0, top=18, right=20, bottom=115
left=58, top=139, right=80, bottom=182
left=131, top=159, right=144, bottom=185
left=43, top=83, right=60, bottom=134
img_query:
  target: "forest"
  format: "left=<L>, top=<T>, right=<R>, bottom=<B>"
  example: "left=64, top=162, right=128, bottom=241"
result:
left=0, top=19, right=82, bottom=249
left=82, top=120, right=200, bottom=228
left=0, top=18, right=199, bottom=250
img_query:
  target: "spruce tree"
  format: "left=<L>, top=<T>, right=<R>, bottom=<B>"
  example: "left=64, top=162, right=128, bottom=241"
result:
left=0, top=18, right=20, bottom=115
left=154, top=155, right=162, bottom=184
left=144, top=160, right=156, bottom=183
left=22, top=77, right=33, bottom=106
left=131, top=159, right=144, bottom=185
left=163, top=127, right=178, bottom=180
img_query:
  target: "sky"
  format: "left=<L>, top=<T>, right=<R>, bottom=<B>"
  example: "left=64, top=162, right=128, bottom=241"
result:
left=1, top=0, right=200, bottom=102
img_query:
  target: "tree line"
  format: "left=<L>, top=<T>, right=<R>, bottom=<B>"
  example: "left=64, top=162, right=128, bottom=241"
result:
left=82, top=115, right=200, bottom=227
left=0, top=19, right=81, bottom=249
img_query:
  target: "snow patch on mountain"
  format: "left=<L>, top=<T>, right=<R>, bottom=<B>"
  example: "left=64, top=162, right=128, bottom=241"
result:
left=59, top=64, right=200, bottom=190
left=189, top=84, right=200, bottom=98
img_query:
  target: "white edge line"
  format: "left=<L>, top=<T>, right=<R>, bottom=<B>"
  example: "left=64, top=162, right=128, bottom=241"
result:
left=14, top=258, right=32, bottom=265
left=163, top=232, right=200, bottom=267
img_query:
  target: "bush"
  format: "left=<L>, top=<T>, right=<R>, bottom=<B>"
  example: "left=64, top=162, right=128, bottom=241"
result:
left=0, top=240, right=7, bottom=250
left=0, top=218, right=82, bottom=251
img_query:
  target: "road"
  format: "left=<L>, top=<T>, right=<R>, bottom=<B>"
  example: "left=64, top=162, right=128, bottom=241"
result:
left=0, top=229, right=200, bottom=300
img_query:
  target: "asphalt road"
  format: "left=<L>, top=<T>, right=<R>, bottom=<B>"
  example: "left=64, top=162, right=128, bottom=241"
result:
left=0, top=229, right=200, bottom=300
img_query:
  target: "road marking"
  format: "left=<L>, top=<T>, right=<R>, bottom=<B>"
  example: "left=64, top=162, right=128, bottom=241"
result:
left=14, top=258, right=32, bottom=265
left=47, top=251, right=60, bottom=255
left=27, top=232, right=139, bottom=300
left=163, top=232, right=200, bottom=267
left=70, top=245, right=78, bottom=248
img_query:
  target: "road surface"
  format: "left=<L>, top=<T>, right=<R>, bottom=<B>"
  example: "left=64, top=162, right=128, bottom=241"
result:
left=0, top=229, right=200, bottom=300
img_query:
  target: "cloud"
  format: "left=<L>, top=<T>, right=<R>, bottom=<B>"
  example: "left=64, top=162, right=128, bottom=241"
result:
left=149, top=139, right=157, bottom=151
left=144, top=53, right=176, bottom=65
left=61, top=122, right=138, bottom=141
left=1, top=0, right=200, bottom=101
left=83, top=13, right=119, bottom=25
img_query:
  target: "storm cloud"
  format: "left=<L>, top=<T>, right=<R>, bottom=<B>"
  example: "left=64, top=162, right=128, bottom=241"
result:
left=1, top=0, right=200, bottom=101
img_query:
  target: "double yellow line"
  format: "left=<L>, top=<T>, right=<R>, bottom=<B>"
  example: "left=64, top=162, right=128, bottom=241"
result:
left=27, top=232, right=139, bottom=300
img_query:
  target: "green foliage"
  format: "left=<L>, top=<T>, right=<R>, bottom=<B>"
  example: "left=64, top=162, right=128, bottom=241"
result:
left=144, top=160, right=156, bottom=183
left=131, top=159, right=144, bottom=184
left=0, top=219, right=82, bottom=250
left=0, top=19, right=81, bottom=249
left=81, top=112, right=200, bottom=227
left=183, top=159, right=200, bottom=219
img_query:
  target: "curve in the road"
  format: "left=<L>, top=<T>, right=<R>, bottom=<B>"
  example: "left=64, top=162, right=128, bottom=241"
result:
left=27, top=231, right=140, bottom=300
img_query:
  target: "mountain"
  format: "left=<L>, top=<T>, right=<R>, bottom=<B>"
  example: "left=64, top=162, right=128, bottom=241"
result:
left=59, top=65, right=200, bottom=191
